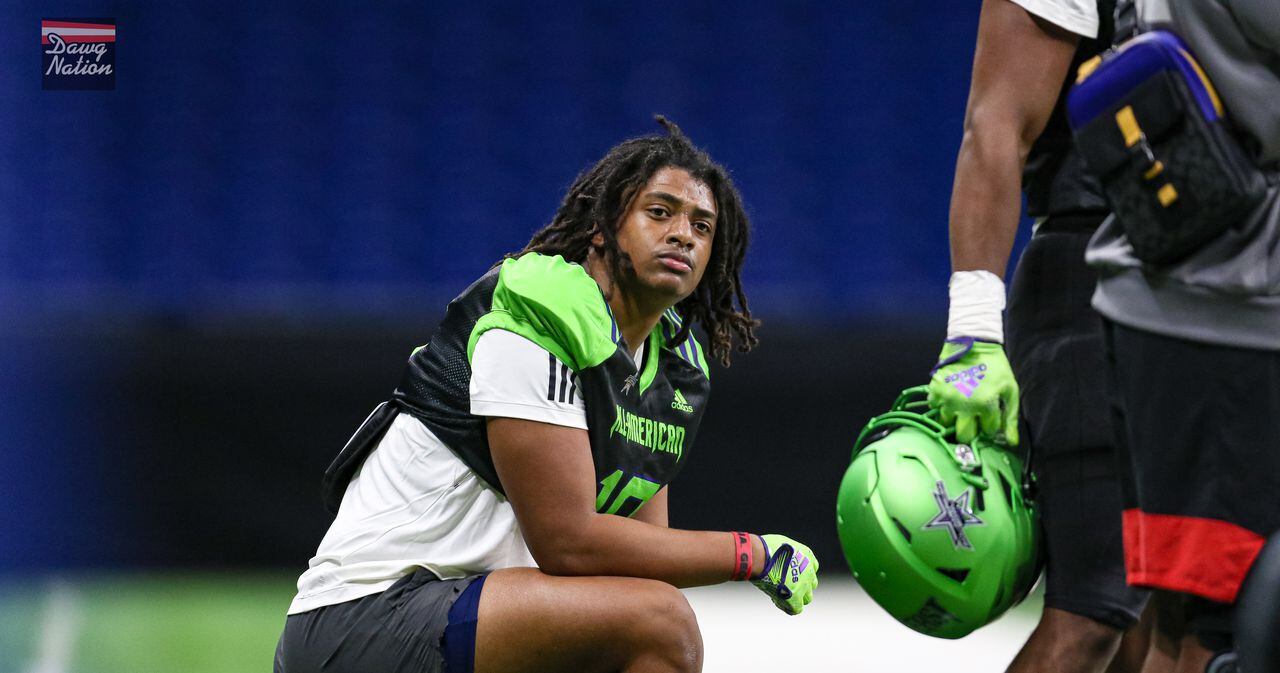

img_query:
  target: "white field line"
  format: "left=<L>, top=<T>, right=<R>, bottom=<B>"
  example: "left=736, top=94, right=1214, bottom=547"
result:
left=683, top=576, right=1037, bottom=672
left=24, top=580, right=81, bottom=673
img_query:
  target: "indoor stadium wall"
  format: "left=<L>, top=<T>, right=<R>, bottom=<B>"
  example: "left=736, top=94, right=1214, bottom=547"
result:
left=1, top=0, right=1011, bottom=573
left=0, top=3, right=1064, bottom=668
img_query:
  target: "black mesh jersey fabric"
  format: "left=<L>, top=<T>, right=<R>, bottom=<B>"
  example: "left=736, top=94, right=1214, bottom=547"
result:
left=1023, top=0, right=1115, bottom=218
left=393, top=267, right=503, bottom=490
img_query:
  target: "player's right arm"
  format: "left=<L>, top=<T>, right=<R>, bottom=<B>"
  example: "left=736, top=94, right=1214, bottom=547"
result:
left=929, top=0, right=1086, bottom=444
left=488, top=417, right=817, bottom=614
left=467, top=259, right=816, bottom=613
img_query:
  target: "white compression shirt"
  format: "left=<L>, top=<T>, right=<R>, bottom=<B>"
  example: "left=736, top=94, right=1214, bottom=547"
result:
left=287, top=329, right=643, bottom=614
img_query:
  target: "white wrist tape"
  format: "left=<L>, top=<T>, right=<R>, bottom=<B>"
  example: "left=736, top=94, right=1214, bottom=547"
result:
left=947, top=270, right=1006, bottom=343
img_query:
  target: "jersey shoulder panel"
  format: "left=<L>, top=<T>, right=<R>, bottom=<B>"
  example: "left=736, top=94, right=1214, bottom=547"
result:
left=658, top=308, right=710, bottom=379
left=467, top=253, right=618, bottom=371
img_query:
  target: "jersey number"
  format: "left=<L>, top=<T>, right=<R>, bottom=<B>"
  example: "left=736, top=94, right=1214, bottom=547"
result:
left=595, top=470, right=661, bottom=517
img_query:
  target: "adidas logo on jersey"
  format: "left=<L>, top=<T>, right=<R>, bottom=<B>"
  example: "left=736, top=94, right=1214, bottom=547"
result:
left=671, top=389, right=694, bottom=413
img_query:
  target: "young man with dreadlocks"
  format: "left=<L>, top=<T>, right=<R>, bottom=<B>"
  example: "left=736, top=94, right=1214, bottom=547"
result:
left=275, top=118, right=819, bottom=673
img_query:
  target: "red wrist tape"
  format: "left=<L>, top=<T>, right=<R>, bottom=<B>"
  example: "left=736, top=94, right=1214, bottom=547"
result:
left=730, top=531, right=754, bottom=581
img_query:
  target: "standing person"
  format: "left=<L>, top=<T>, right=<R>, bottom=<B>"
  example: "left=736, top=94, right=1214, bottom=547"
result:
left=1237, top=532, right=1280, bottom=673
left=925, top=1, right=1151, bottom=671
left=1086, top=0, right=1280, bottom=670
left=275, top=119, right=818, bottom=673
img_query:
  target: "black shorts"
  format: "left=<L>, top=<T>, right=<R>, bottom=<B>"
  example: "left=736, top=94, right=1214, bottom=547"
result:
left=1006, top=214, right=1149, bottom=629
left=275, top=570, right=486, bottom=673
left=1106, top=321, right=1280, bottom=606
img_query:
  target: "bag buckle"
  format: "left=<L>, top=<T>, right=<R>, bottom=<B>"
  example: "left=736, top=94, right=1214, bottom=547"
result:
left=1132, top=135, right=1156, bottom=166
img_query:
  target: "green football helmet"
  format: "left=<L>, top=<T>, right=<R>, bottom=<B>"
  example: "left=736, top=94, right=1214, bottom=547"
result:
left=836, top=386, right=1041, bottom=639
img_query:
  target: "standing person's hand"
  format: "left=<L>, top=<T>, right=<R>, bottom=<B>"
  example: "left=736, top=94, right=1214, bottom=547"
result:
left=928, top=338, right=1019, bottom=445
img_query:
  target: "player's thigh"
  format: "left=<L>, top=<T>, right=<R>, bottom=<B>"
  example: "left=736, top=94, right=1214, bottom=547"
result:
left=474, top=567, right=702, bottom=673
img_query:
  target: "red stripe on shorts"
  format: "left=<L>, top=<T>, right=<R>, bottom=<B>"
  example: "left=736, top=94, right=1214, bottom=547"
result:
left=1123, top=508, right=1265, bottom=603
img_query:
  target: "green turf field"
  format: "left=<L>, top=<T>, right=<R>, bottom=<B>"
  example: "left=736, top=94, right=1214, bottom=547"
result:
left=0, top=573, right=1041, bottom=673
left=0, top=573, right=297, bottom=673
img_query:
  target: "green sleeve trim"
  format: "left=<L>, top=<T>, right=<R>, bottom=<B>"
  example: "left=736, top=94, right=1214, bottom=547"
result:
left=686, top=335, right=709, bottom=378
left=637, top=324, right=663, bottom=396
left=466, top=254, right=617, bottom=370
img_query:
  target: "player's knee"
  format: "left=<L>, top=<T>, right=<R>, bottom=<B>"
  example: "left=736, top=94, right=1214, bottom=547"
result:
left=627, top=581, right=702, bottom=672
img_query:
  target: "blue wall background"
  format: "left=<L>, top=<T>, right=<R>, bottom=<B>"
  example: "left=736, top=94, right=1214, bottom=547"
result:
left=0, top=1, right=996, bottom=570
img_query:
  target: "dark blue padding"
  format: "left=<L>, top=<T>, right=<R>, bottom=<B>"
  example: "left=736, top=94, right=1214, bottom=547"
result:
left=443, top=574, right=488, bottom=673
left=1068, top=31, right=1220, bottom=130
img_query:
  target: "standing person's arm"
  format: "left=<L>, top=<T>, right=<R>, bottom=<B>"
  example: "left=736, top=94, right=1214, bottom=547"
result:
left=950, top=0, right=1082, bottom=276
left=929, top=0, right=1084, bottom=444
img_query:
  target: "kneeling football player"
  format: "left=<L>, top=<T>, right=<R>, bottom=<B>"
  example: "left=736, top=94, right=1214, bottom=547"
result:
left=275, top=118, right=818, bottom=673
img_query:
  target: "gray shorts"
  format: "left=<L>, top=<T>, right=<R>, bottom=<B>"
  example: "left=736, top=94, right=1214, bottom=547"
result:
left=275, top=569, right=486, bottom=673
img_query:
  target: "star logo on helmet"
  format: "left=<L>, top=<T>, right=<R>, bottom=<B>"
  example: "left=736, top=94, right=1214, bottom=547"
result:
left=923, top=480, right=984, bottom=550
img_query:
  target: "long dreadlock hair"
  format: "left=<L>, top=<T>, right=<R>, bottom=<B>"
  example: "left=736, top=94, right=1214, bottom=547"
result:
left=512, top=117, right=758, bottom=367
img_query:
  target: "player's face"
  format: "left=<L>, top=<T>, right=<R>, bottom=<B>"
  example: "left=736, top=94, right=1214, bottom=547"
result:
left=613, top=166, right=716, bottom=304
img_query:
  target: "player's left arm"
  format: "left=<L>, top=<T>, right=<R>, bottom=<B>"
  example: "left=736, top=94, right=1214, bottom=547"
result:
left=949, top=0, right=1081, bottom=276
left=931, top=0, right=1084, bottom=444
left=632, top=487, right=669, bottom=528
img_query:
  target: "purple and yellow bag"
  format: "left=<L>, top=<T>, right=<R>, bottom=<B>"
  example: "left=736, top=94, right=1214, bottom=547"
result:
left=1068, top=31, right=1266, bottom=264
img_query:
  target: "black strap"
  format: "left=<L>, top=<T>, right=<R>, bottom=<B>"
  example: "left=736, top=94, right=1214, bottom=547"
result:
left=1036, top=212, right=1109, bottom=235
left=321, top=401, right=400, bottom=513
left=1113, top=0, right=1140, bottom=45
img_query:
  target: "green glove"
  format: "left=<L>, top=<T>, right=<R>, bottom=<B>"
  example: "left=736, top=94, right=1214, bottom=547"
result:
left=927, top=338, right=1020, bottom=445
left=752, top=534, right=818, bottom=615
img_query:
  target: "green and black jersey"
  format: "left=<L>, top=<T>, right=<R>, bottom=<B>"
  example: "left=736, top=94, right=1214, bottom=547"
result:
left=393, top=253, right=711, bottom=517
